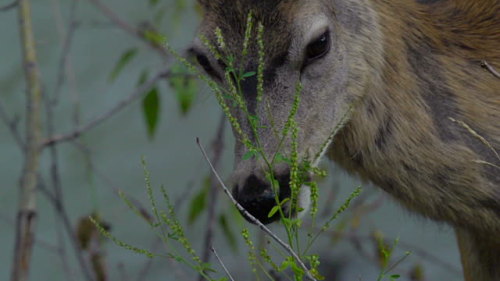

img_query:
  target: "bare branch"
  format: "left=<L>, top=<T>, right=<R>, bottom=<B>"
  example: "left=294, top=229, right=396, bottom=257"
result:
left=38, top=178, right=96, bottom=281
left=86, top=0, right=169, bottom=58
left=211, top=247, right=235, bottom=281
left=481, top=60, right=500, bottom=79
left=0, top=100, right=25, bottom=150
left=198, top=113, right=226, bottom=281
left=52, top=0, right=79, bottom=105
left=197, top=138, right=317, bottom=281
left=43, top=69, right=170, bottom=146
left=12, top=0, right=43, bottom=280
left=0, top=0, right=18, bottom=11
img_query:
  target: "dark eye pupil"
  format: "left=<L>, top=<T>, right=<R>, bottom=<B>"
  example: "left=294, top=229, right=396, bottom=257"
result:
left=306, top=32, right=330, bottom=61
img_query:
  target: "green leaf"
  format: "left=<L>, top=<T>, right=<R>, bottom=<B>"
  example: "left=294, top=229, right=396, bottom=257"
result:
left=274, top=153, right=291, bottom=164
left=109, top=48, right=138, bottom=82
left=169, top=64, right=198, bottom=115
left=242, top=150, right=257, bottom=160
left=142, top=87, right=161, bottom=139
left=268, top=205, right=280, bottom=218
left=149, top=0, right=160, bottom=7
left=218, top=214, right=238, bottom=251
left=242, top=71, right=256, bottom=78
left=144, top=30, right=166, bottom=46
left=187, top=185, right=208, bottom=224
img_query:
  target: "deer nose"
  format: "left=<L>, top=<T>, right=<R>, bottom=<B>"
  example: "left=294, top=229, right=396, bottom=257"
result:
left=232, top=173, right=291, bottom=225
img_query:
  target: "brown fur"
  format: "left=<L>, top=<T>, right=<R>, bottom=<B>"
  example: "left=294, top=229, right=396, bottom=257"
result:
left=194, top=0, right=500, bottom=279
left=328, top=1, right=500, bottom=279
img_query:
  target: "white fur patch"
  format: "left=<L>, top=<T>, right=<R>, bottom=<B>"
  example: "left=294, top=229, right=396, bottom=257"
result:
left=304, top=16, right=329, bottom=45
left=297, top=184, right=312, bottom=219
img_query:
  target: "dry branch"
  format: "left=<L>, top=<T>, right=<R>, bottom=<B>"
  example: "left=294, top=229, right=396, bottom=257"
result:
left=198, top=113, right=226, bottom=281
left=86, top=0, right=169, bottom=58
left=11, top=0, right=43, bottom=280
left=43, top=69, right=169, bottom=146
left=211, top=247, right=235, bottom=281
left=0, top=0, right=18, bottom=11
left=0, top=101, right=25, bottom=150
left=481, top=60, right=500, bottom=79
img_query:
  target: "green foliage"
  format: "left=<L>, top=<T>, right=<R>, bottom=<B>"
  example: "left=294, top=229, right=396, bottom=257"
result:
left=374, top=233, right=411, bottom=281
left=169, top=64, right=198, bottom=115
left=97, top=8, right=413, bottom=281
left=188, top=181, right=208, bottom=224
left=218, top=214, right=238, bottom=251
left=89, top=216, right=156, bottom=258
left=142, top=88, right=160, bottom=138
left=188, top=13, right=365, bottom=280
left=138, top=71, right=161, bottom=139
left=109, top=48, right=138, bottom=82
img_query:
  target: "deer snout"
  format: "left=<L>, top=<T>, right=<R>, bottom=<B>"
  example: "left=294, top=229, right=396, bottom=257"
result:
left=232, top=172, right=291, bottom=225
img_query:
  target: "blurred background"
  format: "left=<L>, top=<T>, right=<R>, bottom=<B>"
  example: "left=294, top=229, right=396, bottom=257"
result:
left=0, top=0, right=462, bottom=280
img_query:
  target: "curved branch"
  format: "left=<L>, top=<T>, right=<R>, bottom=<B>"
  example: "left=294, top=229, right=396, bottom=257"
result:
left=43, top=69, right=170, bottom=146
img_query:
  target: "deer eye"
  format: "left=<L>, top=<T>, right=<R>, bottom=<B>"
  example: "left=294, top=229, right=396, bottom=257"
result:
left=305, top=31, right=330, bottom=64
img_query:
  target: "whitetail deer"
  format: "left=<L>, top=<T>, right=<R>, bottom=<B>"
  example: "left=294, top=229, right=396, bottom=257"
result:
left=191, top=0, right=500, bottom=280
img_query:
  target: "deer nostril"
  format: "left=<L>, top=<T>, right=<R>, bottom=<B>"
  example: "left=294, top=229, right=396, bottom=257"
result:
left=232, top=173, right=292, bottom=225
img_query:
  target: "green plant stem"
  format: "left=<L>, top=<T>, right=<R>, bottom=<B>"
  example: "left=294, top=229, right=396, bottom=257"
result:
left=11, top=1, right=43, bottom=280
left=197, top=138, right=317, bottom=281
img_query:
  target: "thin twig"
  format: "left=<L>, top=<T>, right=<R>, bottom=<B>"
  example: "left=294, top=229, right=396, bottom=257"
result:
left=0, top=100, right=25, bottom=150
left=68, top=141, right=191, bottom=281
left=449, top=117, right=500, bottom=161
left=198, top=113, right=226, bottom=281
left=211, top=247, right=236, bottom=281
left=44, top=2, right=82, bottom=279
left=12, top=0, right=43, bottom=280
left=43, top=68, right=170, bottom=146
left=42, top=8, right=96, bottom=276
left=481, top=60, right=500, bottom=79
left=0, top=0, right=18, bottom=11
left=197, top=138, right=317, bottom=281
left=86, top=0, right=168, bottom=58
left=0, top=214, right=60, bottom=254
left=38, top=178, right=97, bottom=281
left=45, top=95, right=78, bottom=281
left=52, top=0, right=79, bottom=105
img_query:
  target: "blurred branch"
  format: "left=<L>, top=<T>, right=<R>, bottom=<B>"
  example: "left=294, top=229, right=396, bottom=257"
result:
left=43, top=68, right=170, bottom=146
left=1, top=214, right=60, bottom=254
left=211, top=247, right=235, bottom=281
left=0, top=0, right=18, bottom=11
left=481, top=60, right=500, bottom=79
left=68, top=140, right=192, bottom=281
left=38, top=177, right=97, bottom=281
left=44, top=1, right=82, bottom=280
left=86, top=0, right=169, bottom=58
left=11, top=0, right=43, bottom=280
left=0, top=101, right=25, bottom=150
left=198, top=113, right=226, bottom=281
left=52, top=0, right=79, bottom=106
left=197, top=138, right=318, bottom=281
